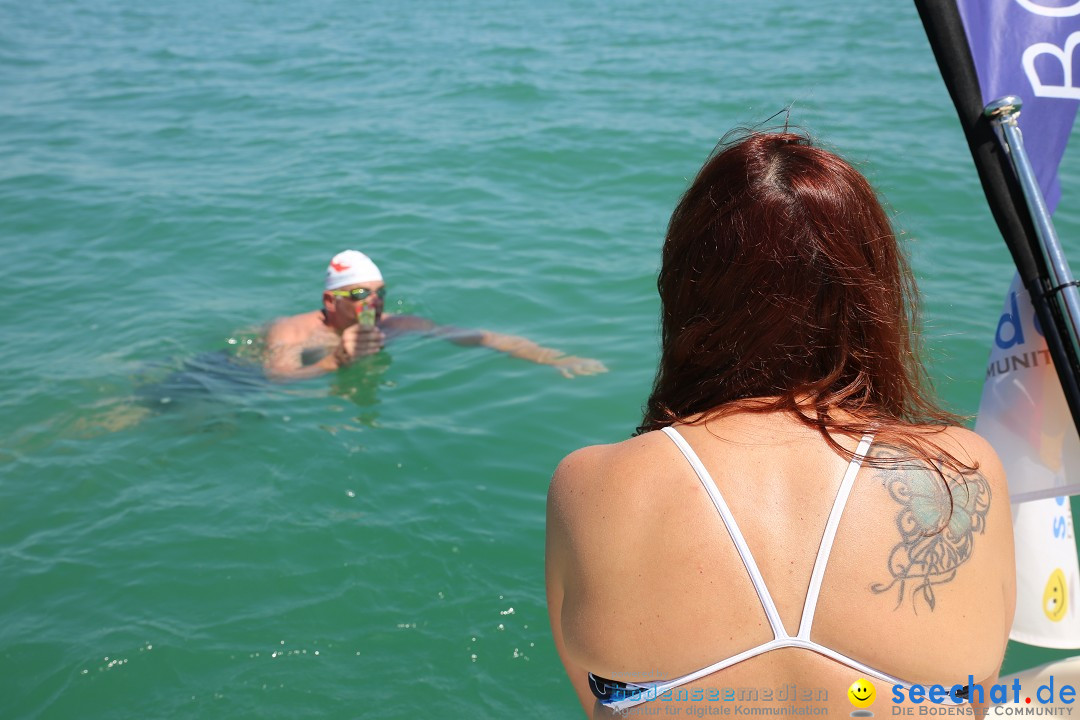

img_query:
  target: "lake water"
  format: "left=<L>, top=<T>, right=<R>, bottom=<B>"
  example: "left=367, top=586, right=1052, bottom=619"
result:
left=2, top=1, right=1078, bottom=717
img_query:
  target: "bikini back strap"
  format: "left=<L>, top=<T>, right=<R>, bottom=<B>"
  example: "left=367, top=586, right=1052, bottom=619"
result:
left=796, top=433, right=875, bottom=640
left=660, top=426, right=788, bottom=639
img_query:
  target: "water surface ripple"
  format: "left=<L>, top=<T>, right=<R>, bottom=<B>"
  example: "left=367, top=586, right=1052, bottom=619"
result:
left=2, top=1, right=1078, bottom=717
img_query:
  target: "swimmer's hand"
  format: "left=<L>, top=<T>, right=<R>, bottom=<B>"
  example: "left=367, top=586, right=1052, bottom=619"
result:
left=335, top=323, right=385, bottom=365
left=551, top=355, right=608, bottom=379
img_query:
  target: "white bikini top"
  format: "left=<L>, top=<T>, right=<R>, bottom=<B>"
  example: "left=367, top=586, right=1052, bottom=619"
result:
left=592, top=426, right=917, bottom=712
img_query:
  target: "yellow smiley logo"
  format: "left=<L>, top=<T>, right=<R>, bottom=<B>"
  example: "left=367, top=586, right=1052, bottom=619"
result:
left=848, top=678, right=876, bottom=708
left=1044, top=568, right=1068, bottom=622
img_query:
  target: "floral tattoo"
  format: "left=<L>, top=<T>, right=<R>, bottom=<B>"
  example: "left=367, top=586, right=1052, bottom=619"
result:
left=869, top=448, right=991, bottom=612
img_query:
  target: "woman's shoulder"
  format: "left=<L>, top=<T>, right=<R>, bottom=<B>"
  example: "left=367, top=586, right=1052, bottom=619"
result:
left=549, top=431, right=678, bottom=520
left=866, top=424, right=1010, bottom=551
left=553, top=431, right=673, bottom=485
left=872, top=423, right=1007, bottom=492
left=830, top=423, right=1015, bottom=679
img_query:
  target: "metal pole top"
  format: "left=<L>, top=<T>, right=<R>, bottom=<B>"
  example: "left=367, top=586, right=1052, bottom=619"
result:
left=985, top=95, right=1023, bottom=123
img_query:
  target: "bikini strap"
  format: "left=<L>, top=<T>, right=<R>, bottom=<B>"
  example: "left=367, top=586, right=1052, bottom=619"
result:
left=796, top=434, right=875, bottom=640
left=660, top=426, right=788, bottom=640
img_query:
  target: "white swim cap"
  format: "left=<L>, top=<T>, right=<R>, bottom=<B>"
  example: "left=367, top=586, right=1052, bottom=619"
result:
left=325, top=250, right=383, bottom=289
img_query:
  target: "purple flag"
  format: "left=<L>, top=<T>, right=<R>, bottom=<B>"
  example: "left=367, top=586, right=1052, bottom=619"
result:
left=954, top=1, right=1080, bottom=648
left=957, top=0, right=1080, bottom=211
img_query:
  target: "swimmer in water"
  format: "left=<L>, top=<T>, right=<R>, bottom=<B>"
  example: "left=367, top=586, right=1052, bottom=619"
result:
left=263, top=250, right=608, bottom=381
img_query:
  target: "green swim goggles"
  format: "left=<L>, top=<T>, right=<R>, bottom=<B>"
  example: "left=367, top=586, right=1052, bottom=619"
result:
left=329, top=287, right=387, bottom=302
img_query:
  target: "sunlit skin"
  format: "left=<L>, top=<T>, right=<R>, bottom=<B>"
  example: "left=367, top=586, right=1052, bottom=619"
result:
left=263, top=280, right=607, bottom=381
left=848, top=679, right=876, bottom=708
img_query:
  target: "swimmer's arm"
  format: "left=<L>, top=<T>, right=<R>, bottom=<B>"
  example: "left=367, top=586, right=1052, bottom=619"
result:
left=381, top=314, right=607, bottom=378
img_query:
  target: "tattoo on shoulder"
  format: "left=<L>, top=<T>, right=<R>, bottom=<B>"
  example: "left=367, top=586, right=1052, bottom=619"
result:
left=867, top=446, right=991, bottom=612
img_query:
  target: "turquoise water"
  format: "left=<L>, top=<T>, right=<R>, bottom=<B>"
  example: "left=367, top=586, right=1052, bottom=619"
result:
left=2, top=1, right=1078, bottom=717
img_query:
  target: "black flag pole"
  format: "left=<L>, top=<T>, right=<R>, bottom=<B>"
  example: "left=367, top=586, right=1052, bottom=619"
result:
left=913, top=0, right=1080, bottom=437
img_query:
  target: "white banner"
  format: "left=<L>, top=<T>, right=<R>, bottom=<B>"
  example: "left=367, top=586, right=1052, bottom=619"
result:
left=1009, top=496, right=1080, bottom=647
left=974, top=274, right=1080, bottom=502
left=975, top=275, right=1080, bottom=647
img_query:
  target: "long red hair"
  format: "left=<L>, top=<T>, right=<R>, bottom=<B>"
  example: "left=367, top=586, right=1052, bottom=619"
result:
left=640, top=131, right=966, bottom=469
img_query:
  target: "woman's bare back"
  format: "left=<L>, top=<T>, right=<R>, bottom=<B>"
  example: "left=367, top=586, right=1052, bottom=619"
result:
left=546, top=411, right=1014, bottom=716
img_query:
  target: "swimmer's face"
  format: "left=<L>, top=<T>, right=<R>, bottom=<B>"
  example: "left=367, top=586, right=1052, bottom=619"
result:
left=848, top=679, right=875, bottom=708
left=324, top=281, right=386, bottom=325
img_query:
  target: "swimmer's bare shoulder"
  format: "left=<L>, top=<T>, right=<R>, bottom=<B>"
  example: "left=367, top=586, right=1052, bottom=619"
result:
left=265, top=311, right=322, bottom=345
left=263, top=311, right=335, bottom=376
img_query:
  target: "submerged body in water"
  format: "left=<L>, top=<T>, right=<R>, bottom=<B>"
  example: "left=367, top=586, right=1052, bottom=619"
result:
left=66, top=332, right=275, bottom=437
left=135, top=350, right=269, bottom=410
